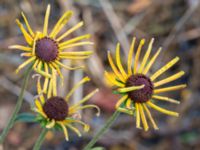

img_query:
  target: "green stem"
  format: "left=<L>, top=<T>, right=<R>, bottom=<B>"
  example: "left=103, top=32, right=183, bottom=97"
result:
left=83, top=111, right=120, bottom=150
left=33, top=128, right=48, bottom=150
left=0, top=66, right=32, bottom=144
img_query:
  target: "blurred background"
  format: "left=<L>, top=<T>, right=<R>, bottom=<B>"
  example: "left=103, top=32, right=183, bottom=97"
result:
left=0, top=0, right=200, bottom=149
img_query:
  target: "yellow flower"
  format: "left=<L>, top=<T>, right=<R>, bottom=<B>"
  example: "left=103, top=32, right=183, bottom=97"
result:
left=10, top=4, right=93, bottom=92
left=33, top=73, right=100, bottom=141
left=105, top=37, right=186, bottom=131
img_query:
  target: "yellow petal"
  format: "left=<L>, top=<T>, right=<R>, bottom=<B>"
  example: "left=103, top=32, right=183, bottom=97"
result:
left=152, top=95, right=180, bottom=104
left=58, top=122, right=69, bottom=141
left=115, top=95, right=128, bottom=108
left=133, top=39, right=145, bottom=74
left=147, top=101, right=179, bottom=117
left=150, top=57, right=180, bottom=81
left=43, top=4, right=51, bottom=35
left=116, top=43, right=127, bottom=79
left=65, top=76, right=90, bottom=101
left=143, top=103, right=159, bottom=130
left=104, top=71, right=124, bottom=87
left=57, top=21, right=84, bottom=41
left=127, top=37, right=136, bottom=76
left=60, top=34, right=91, bottom=47
left=59, top=42, right=94, bottom=51
left=154, top=71, right=185, bottom=88
left=15, top=56, right=35, bottom=73
left=46, top=120, right=55, bottom=129
left=107, top=51, right=125, bottom=83
left=154, top=84, right=187, bottom=94
left=21, top=12, right=34, bottom=37
left=9, top=45, right=32, bottom=51
left=66, top=124, right=81, bottom=137
left=118, top=84, right=144, bottom=93
left=138, top=38, right=154, bottom=73
left=50, top=11, right=73, bottom=38
left=143, top=47, right=162, bottom=75
left=135, top=103, right=141, bottom=129
left=16, top=19, right=33, bottom=45
left=138, top=103, right=149, bottom=131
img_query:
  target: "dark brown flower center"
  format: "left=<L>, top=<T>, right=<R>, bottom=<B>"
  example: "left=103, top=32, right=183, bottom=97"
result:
left=35, top=37, right=58, bottom=62
left=43, top=96, right=68, bottom=121
left=125, top=74, right=153, bottom=103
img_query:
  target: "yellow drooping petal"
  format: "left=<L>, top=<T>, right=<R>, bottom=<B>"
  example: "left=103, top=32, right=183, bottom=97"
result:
left=55, top=60, right=84, bottom=70
left=60, top=51, right=93, bottom=56
left=150, top=57, right=180, bottom=81
left=33, top=108, right=47, bottom=118
left=20, top=53, right=32, bottom=57
left=70, top=89, right=99, bottom=108
left=143, top=103, right=159, bottom=130
left=118, top=84, right=144, bottom=93
left=9, top=45, right=32, bottom=51
left=43, top=4, right=51, bottom=36
left=138, top=38, right=154, bottom=73
left=32, top=32, right=39, bottom=55
left=52, top=69, right=57, bottom=96
left=135, top=103, right=141, bottom=129
left=58, top=122, right=69, bottom=141
left=116, top=43, right=127, bottom=79
left=154, top=71, right=185, bottom=88
left=46, top=120, right=55, bottom=129
left=63, top=119, right=90, bottom=132
left=147, top=101, right=179, bottom=117
left=21, top=12, right=34, bottom=37
left=115, top=95, right=128, bottom=108
left=49, top=62, right=64, bottom=84
left=152, top=95, right=180, bottom=104
left=107, top=51, right=125, bottom=82
left=43, top=63, right=49, bottom=93
left=138, top=103, right=149, bottom=131
left=133, top=39, right=145, bottom=74
left=57, top=21, right=84, bottom=41
left=16, top=19, right=33, bottom=45
left=65, top=76, right=90, bottom=101
left=71, top=105, right=100, bottom=117
left=143, top=48, right=162, bottom=75
left=35, top=99, right=43, bottom=112
left=59, top=42, right=94, bottom=51
left=154, top=84, right=186, bottom=94
left=59, top=55, right=91, bottom=60
left=15, top=56, right=35, bottom=73
left=127, top=37, right=136, bottom=76
left=126, top=98, right=132, bottom=109
left=36, top=75, right=45, bottom=104
left=47, top=79, right=53, bottom=99
left=117, top=107, right=134, bottom=115
left=33, top=59, right=40, bottom=69
left=104, top=71, right=124, bottom=87
left=34, top=67, right=51, bottom=79
left=66, top=124, right=81, bottom=137
left=50, top=11, right=73, bottom=38
left=60, top=34, right=91, bottom=48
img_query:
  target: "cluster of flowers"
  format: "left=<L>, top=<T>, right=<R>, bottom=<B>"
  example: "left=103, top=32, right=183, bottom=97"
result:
left=8, top=4, right=186, bottom=146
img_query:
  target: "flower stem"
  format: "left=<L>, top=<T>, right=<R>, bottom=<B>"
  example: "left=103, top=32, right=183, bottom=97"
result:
left=83, top=111, right=120, bottom=150
left=33, top=128, right=48, bottom=150
left=0, top=66, right=32, bottom=144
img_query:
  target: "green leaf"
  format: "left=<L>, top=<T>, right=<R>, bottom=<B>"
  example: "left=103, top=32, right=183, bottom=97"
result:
left=90, top=147, right=105, bottom=150
left=15, top=113, right=37, bottom=123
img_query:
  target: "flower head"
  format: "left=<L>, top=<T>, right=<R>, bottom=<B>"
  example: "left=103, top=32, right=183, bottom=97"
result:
left=33, top=74, right=99, bottom=141
left=10, top=4, right=93, bottom=93
left=105, top=38, right=186, bottom=131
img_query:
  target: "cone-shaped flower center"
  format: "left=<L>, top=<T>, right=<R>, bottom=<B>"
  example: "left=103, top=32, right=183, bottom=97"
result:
left=35, top=37, right=58, bottom=62
left=43, top=96, right=68, bottom=121
left=126, top=74, right=153, bottom=103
